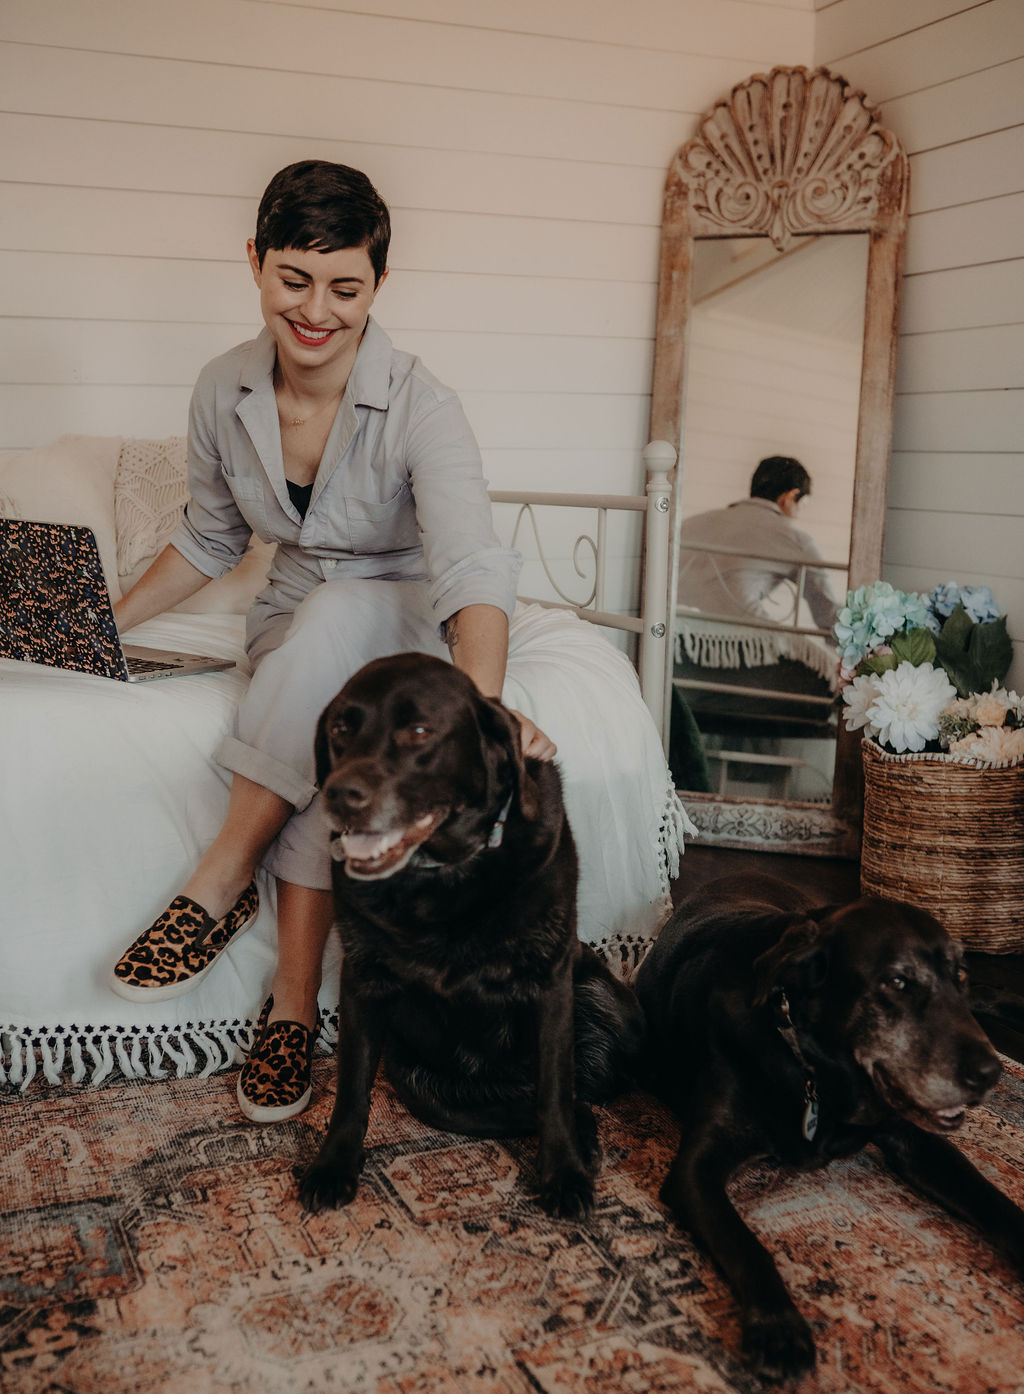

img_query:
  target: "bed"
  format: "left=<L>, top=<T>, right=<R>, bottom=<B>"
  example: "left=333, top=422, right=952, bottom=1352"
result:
left=0, top=435, right=689, bottom=1089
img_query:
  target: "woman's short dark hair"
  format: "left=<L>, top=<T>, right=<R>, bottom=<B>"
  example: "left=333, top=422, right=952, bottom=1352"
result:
left=750, top=456, right=811, bottom=502
left=253, top=160, right=391, bottom=284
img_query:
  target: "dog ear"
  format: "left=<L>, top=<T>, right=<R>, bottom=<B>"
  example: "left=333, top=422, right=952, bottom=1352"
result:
left=474, top=693, right=539, bottom=821
left=751, top=916, right=829, bottom=1007
left=314, top=704, right=334, bottom=789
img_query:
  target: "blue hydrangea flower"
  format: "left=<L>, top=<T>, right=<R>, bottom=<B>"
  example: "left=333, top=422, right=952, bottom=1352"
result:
left=833, top=581, right=934, bottom=669
left=928, top=582, right=1001, bottom=625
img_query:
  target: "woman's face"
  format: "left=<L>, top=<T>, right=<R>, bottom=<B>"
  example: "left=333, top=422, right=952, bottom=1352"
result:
left=247, top=241, right=386, bottom=379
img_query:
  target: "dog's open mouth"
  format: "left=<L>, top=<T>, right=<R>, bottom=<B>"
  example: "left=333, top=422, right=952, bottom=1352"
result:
left=871, top=1064, right=968, bottom=1133
left=330, top=809, right=448, bottom=881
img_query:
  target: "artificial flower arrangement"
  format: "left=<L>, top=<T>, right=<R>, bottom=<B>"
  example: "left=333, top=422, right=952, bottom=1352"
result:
left=834, top=580, right=1022, bottom=760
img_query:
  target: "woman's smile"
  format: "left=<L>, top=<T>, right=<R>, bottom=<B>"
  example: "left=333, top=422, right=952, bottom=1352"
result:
left=287, top=322, right=339, bottom=347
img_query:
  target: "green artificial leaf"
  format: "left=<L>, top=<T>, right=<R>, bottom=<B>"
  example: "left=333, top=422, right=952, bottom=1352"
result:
left=939, top=603, right=974, bottom=650
left=967, top=614, right=1013, bottom=689
left=934, top=604, right=1013, bottom=697
left=857, top=652, right=899, bottom=677
left=890, top=627, right=937, bottom=667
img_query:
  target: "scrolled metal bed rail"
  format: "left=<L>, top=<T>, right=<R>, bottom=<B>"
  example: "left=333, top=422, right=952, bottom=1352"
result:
left=489, top=440, right=676, bottom=739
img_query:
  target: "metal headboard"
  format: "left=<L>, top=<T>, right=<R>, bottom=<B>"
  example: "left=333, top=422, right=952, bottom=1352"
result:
left=489, top=440, right=676, bottom=740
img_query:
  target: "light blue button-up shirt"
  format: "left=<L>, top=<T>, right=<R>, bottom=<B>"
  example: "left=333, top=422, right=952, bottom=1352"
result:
left=169, top=318, right=520, bottom=625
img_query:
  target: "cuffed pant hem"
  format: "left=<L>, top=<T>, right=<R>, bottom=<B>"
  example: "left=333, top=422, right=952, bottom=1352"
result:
left=215, top=735, right=318, bottom=812
left=262, top=839, right=333, bottom=892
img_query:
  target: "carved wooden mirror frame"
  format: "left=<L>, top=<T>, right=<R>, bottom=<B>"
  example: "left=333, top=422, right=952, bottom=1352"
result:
left=649, top=66, right=909, bottom=856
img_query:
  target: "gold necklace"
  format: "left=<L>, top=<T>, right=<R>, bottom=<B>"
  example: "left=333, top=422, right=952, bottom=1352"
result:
left=275, top=369, right=344, bottom=429
left=281, top=396, right=338, bottom=429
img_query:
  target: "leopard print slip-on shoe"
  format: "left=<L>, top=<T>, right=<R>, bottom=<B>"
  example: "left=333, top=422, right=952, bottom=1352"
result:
left=108, top=881, right=260, bottom=1003
left=236, top=997, right=317, bottom=1124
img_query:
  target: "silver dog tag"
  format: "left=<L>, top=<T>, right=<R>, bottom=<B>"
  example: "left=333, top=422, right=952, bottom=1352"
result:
left=802, top=1086, right=820, bottom=1142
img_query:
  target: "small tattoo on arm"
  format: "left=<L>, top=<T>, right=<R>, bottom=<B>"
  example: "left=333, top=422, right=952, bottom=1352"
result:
left=444, top=617, right=460, bottom=648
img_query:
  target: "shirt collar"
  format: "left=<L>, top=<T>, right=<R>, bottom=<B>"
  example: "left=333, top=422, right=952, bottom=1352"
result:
left=731, top=497, right=783, bottom=516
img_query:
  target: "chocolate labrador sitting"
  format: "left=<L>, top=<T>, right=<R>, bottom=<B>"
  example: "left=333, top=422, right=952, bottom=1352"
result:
left=634, top=873, right=1024, bottom=1384
left=297, top=652, right=644, bottom=1219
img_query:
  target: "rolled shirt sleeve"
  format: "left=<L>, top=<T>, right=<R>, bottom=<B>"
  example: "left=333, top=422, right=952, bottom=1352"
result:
left=168, top=361, right=257, bottom=580
left=402, top=388, right=520, bottom=622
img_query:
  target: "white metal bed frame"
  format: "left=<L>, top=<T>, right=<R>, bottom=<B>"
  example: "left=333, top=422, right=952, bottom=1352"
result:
left=488, top=440, right=676, bottom=743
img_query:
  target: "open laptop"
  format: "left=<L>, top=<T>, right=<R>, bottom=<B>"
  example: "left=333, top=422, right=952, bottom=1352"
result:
left=0, top=518, right=236, bottom=683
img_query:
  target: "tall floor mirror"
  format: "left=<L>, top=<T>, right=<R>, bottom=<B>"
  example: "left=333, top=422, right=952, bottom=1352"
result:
left=650, top=67, right=909, bottom=855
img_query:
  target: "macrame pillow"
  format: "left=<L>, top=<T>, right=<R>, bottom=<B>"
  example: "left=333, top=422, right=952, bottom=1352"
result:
left=114, top=436, right=273, bottom=614
left=114, top=436, right=190, bottom=585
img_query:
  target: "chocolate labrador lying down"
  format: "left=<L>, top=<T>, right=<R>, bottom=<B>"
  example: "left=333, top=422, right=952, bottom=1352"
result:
left=297, top=652, right=644, bottom=1219
left=635, top=874, right=1024, bottom=1384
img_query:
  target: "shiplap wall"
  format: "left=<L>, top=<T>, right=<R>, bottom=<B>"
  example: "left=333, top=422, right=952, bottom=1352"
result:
left=815, top=0, right=1024, bottom=688
left=0, top=0, right=814, bottom=498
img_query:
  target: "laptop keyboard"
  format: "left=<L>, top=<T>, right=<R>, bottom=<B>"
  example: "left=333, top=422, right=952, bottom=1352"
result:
left=126, top=656, right=180, bottom=675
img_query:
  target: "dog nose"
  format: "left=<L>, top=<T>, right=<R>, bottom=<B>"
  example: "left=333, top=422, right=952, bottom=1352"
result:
left=325, top=768, right=374, bottom=813
left=961, top=1043, right=1001, bottom=1095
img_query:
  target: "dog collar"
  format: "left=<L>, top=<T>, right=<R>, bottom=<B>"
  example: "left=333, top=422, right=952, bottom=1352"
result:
left=412, top=793, right=513, bottom=870
left=775, top=990, right=820, bottom=1142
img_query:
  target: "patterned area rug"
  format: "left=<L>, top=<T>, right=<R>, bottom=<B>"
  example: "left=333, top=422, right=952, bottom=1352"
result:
left=3, top=1056, right=1024, bottom=1394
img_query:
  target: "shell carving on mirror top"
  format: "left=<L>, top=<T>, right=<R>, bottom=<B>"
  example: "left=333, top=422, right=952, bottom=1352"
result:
left=677, top=67, right=902, bottom=250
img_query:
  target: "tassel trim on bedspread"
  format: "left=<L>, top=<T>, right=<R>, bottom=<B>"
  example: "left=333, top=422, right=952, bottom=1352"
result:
left=0, top=1019, right=276, bottom=1092
left=675, top=621, right=837, bottom=687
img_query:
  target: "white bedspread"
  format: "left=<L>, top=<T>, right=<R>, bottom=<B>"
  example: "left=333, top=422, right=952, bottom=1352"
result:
left=1, top=615, right=295, bottom=1087
left=1, top=606, right=689, bottom=1090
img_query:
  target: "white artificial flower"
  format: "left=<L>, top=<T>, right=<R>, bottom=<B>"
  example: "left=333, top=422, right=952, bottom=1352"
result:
left=841, top=672, right=882, bottom=739
left=868, top=661, right=957, bottom=753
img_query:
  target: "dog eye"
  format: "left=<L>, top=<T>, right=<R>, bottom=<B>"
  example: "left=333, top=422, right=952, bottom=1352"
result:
left=955, top=965, right=969, bottom=988
left=395, top=723, right=431, bottom=746
left=330, top=718, right=351, bottom=741
left=886, top=975, right=908, bottom=992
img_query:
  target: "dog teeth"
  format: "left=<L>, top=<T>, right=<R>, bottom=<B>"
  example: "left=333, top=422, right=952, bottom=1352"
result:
left=342, top=829, right=404, bottom=860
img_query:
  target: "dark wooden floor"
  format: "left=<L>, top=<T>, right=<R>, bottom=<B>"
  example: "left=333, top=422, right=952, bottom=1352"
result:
left=673, top=845, right=1024, bottom=1065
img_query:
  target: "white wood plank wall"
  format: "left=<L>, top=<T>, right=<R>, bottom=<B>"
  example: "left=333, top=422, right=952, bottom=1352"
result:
left=0, top=0, right=815, bottom=622
left=815, top=0, right=1024, bottom=687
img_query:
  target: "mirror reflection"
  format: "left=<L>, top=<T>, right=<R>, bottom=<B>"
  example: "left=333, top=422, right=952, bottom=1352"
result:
left=669, top=233, right=868, bottom=804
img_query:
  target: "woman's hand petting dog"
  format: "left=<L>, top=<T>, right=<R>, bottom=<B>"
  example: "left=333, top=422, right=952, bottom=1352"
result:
left=297, top=652, right=643, bottom=1220
left=508, top=708, right=557, bottom=762
left=635, top=873, right=1022, bottom=1385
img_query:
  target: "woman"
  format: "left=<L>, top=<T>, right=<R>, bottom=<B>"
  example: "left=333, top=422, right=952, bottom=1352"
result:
left=108, top=159, right=685, bottom=1124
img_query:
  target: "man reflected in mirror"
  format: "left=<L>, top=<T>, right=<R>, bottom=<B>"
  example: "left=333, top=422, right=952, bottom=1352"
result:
left=676, top=456, right=839, bottom=630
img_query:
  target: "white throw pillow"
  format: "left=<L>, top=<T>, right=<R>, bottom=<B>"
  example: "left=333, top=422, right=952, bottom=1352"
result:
left=0, top=435, right=123, bottom=601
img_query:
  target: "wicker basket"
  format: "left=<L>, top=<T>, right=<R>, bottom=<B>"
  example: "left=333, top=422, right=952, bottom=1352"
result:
left=860, top=738, right=1024, bottom=952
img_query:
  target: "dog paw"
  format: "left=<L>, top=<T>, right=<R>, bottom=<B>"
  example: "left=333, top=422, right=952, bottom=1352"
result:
left=538, top=1167, right=596, bottom=1220
left=295, top=1157, right=363, bottom=1213
left=741, top=1309, right=816, bottom=1382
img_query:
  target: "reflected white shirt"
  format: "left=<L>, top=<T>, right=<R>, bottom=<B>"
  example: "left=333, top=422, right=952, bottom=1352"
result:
left=677, top=497, right=838, bottom=629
